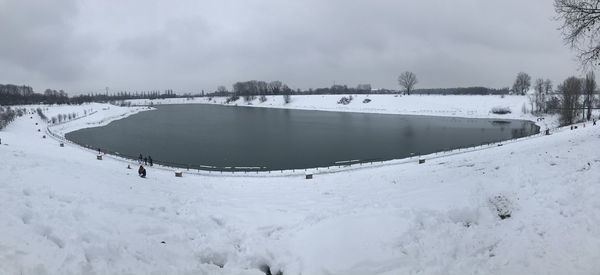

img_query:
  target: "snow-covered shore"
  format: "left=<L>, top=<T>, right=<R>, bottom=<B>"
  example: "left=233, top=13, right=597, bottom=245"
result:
left=128, top=94, right=559, bottom=128
left=1, top=96, right=599, bottom=274
left=42, top=103, right=148, bottom=137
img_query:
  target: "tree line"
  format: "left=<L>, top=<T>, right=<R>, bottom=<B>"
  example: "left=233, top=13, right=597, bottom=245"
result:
left=413, top=87, right=510, bottom=95
left=218, top=80, right=512, bottom=97
left=71, top=89, right=179, bottom=104
left=510, top=71, right=598, bottom=126
left=0, top=84, right=182, bottom=106
left=1, top=84, right=70, bottom=105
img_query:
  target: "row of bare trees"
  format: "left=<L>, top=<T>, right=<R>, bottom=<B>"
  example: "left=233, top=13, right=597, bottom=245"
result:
left=0, top=106, right=25, bottom=130
left=218, top=80, right=294, bottom=104
left=556, top=72, right=597, bottom=125
left=520, top=71, right=597, bottom=126
left=49, top=113, right=79, bottom=125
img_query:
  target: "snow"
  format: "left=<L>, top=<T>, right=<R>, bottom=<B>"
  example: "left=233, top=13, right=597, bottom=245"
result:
left=127, top=94, right=559, bottom=128
left=1, top=95, right=599, bottom=274
left=42, top=103, right=148, bottom=137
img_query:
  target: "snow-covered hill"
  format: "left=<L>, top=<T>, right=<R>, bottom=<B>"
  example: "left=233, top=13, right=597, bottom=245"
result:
left=1, top=97, right=598, bottom=274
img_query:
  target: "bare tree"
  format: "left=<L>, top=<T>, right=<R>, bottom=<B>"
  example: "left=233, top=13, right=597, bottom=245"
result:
left=512, top=72, right=531, bottom=95
left=558, top=76, right=583, bottom=125
left=398, top=71, right=418, bottom=95
left=268, top=81, right=283, bottom=95
left=584, top=71, right=596, bottom=120
left=555, top=0, right=600, bottom=67
left=543, top=79, right=553, bottom=94
left=259, top=94, right=267, bottom=103
left=529, top=79, right=551, bottom=113
left=531, top=78, right=546, bottom=113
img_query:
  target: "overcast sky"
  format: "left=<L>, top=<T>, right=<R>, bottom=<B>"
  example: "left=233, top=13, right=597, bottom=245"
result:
left=0, top=0, right=583, bottom=94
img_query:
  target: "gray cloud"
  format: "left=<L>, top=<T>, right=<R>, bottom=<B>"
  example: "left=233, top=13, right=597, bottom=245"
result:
left=0, top=0, right=582, bottom=94
left=0, top=0, right=100, bottom=83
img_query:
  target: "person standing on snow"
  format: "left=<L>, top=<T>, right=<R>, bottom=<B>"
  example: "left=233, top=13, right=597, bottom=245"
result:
left=148, top=156, right=153, bottom=166
left=144, top=156, right=148, bottom=165
left=138, top=153, right=143, bottom=163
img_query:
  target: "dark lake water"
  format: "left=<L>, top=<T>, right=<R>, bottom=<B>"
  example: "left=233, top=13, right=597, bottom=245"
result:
left=66, top=104, right=539, bottom=171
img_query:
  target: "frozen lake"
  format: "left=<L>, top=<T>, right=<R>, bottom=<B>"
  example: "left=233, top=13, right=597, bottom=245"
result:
left=66, top=104, right=539, bottom=171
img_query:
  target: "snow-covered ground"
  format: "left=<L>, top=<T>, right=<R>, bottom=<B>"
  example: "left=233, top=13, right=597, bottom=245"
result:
left=1, top=96, right=599, bottom=274
left=41, top=103, right=148, bottom=137
left=128, top=94, right=559, bottom=128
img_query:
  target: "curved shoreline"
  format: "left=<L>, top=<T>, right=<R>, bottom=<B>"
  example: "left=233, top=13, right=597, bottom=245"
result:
left=52, top=100, right=552, bottom=177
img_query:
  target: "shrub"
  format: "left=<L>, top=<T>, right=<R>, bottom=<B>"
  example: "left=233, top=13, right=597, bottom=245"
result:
left=225, top=95, right=239, bottom=104
left=36, top=108, right=47, bottom=121
left=259, top=95, right=267, bottom=103
left=490, top=107, right=511, bottom=115
left=363, top=98, right=372, bottom=104
left=119, top=101, right=132, bottom=107
left=337, top=96, right=354, bottom=105
left=283, top=94, right=291, bottom=104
